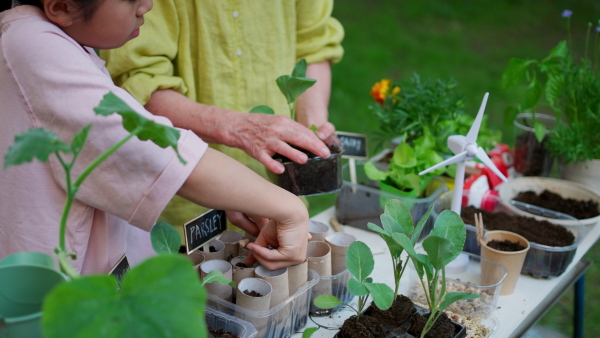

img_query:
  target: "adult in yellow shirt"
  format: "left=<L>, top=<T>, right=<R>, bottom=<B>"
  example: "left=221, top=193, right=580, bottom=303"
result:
left=101, top=0, right=344, bottom=236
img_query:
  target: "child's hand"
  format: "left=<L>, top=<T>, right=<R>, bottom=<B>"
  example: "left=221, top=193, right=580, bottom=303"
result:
left=245, top=218, right=309, bottom=270
left=225, top=211, right=268, bottom=237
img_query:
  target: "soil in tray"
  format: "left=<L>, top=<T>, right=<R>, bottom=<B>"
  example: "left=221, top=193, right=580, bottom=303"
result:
left=407, top=311, right=455, bottom=338
left=336, top=314, right=387, bottom=338
left=487, top=239, right=526, bottom=251
left=461, top=206, right=575, bottom=247
left=208, top=328, right=238, bottom=338
left=514, top=189, right=600, bottom=220
left=243, top=289, right=262, bottom=297
left=363, top=295, right=415, bottom=327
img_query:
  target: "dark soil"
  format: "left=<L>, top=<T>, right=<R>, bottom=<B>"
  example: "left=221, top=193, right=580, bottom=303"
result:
left=488, top=239, right=526, bottom=251
left=208, top=328, right=238, bottom=338
left=513, top=131, right=553, bottom=176
left=514, top=189, right=599, bottom=220
left=243, top=289, right=262, bottom=297
left=200, top=246, right=217, bottom=253
left=461, top=206, right=575, bottom=247
left=408, top=311, right=455, bottom=338
left=235, top=262, right=248, bottom=268
left=336, top=314, right=387, bottom=338
left=363, top=294, right=415, bottom=327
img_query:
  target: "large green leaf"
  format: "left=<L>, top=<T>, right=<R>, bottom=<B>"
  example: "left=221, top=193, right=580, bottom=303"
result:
left=42, top=255, right=206, bottom=338
left=383, top=199, right=414, bottom=235
left=346, top=241, right=374, bottom=283
left=348, top=277, right=369, bottom=296
left=430, top=210, right=466, bottom=264
left=94, top=92, right=185, bottom=164
left=364, top=282, right=394, bottom=310
left=276, top=75, right=316, bottom=104
left=150, top=221, right=181, bottom=254
left=422, top=236, right=453, bottom=270
left=363, top=161, right=388, bottom=181
left=313, top=294, right=342, bottom=309
left=391, top=142, right=416, bottom=168
left=380, top=214, right=403, bottom=235
left=4, top=128, right=71, bottom=169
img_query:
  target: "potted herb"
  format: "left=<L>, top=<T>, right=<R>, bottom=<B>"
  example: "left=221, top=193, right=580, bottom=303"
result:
left=254, top=59, right=343, bottom=196
left=1, top=92, right=215, bottom=337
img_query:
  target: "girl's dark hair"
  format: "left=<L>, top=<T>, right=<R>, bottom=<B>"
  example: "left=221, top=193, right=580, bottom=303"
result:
left=16, top=0, right=104, bottom=21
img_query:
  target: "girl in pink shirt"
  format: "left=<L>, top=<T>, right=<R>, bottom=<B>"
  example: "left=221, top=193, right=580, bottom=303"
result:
left=0, top=0, right=309, bottom=274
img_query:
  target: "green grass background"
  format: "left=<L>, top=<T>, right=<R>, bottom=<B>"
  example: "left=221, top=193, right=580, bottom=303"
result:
left=316, top=0, right=600, bottom=336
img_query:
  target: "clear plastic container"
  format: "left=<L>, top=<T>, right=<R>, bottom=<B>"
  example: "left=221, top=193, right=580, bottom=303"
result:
left=335, top=161, right=447, bottom=240
left=206, top=269, right=318, bottom=338
left=205, top=307, right=257, bottom=338
left=433, top=191, right=588, bottom=278
left=408, top=250, right=507, bottom=320
left=310, top=269, right=354, bottom=316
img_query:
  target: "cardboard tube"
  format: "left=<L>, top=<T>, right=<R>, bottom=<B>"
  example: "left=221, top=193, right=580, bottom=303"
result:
left=219, top=230, right=244, bottom=262
left=480, top=231, right=530, bottom=295
left=236, top=278, right=272, bottom=311
left=199, top=239, right=226, bottom=261
left=238, top=239, right=250, bottom=257
left=230, top=256, right=258, bottom=287
left=200, top=259, right=233, bottom=301
left=326, top=233, right=356, bottom=274
left=309, top=220, right=330, bottom=242
left=287, top=258, right=308, bottom=295
left=255, top=266, right=289, bottom=308
left=307, top=241, right=332, bottom=308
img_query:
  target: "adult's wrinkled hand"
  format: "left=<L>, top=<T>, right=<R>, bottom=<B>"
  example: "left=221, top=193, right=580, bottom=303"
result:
left=230, top=113, right=331, bottom=174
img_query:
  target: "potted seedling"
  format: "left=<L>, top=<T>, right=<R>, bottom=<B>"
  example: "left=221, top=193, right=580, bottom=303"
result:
left=251, top=59, right=343, bottom=196
left=1, top=92, right=226, bottom=337
left=313, top=241, right=394, bottom=337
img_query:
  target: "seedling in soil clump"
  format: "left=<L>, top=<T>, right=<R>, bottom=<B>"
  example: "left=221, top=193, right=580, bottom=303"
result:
left=393, top=209, right=479, bottom=338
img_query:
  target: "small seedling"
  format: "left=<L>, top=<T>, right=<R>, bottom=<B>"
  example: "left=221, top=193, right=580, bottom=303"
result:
left=393, top=210, right=479, bottom=338
left=313, top=241, right=394, bottom=322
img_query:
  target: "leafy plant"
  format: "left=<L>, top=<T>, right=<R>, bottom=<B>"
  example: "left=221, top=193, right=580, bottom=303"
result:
left=4, top=92, right=217, bottom=337
left=393, top=210, right=479, bottom=338
left=250, top=59, right=316, bottom=123
left=367, top=199, right=433, bottom=297
left=313, top=241, right=394, bottom=322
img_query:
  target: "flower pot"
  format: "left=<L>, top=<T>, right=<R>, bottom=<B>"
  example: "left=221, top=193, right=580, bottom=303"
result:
left=513, top=113, right=556, bottom=177
left=480, top=231, right=530, bottom=295
left=560, top=159, right=600, bottom=195
left=0, top=252, right=67, bottom=338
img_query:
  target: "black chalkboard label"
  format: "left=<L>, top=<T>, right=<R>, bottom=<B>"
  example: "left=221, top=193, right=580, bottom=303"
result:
left=183, top=209, right=227, bottom=254
left=109, top=254, right=130, bottom=286
left=336, top=132, right=368, bottom=159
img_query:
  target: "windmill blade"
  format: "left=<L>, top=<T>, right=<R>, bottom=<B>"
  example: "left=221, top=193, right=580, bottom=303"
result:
left=475, top=147, right=508, bottom=182
left=419, top=151, right=467, bottom=176
left=448, top=135, right=466, bottom=155
left=466, top=92, right=489, bottom=144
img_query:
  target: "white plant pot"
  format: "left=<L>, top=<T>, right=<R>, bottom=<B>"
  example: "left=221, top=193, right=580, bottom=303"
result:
left=561, top=159, right=600, bottom=195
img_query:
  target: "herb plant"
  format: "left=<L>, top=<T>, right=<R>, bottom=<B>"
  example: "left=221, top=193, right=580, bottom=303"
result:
left=367, top=199, right=433, bottom=297
left=313, top=241, right=394, bottom=322
left=4, top=92, right=212, bottom=337
left=393, top=210, right=479, bottom=338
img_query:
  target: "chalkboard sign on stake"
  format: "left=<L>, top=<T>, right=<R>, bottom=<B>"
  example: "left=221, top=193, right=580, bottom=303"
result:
left=183, top=209, right=227, bottom=254
left=336, top=132, right=368, bottom=192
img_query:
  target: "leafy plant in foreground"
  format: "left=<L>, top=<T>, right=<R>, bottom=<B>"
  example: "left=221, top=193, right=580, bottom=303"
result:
left=367, top=199, right=433, bottom=297
left=313, top=241, right=394, bottom=322
left=393, top=210, right=479, bottom=338
left=4, top=92, right=217, bottom=337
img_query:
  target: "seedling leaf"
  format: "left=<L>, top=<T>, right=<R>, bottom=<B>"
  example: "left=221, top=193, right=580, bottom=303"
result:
left=249, top=105, right=275, bottom=114
left=430, top=210, right=466, bottom=264
left=348, top=277, right=369, bottom=296
left=276, top=76, right=316, bottom=104
left=347, top=241, right=374, bottom=283
left=313, top=294, right=342, bottom=309
left=383, top=199, right=413, bottom=235
left=4, top=128, right=71, bottom=168
left=439, top=292, right=480, bottom=313
left=292, top=59, right=308, bottom=78
left=302, top=327, right=319, bottom=338
left=422, top=236, right=453, bottom=270
left=150, top=221, right=181, bottom=254
left=364, top=282, right=394, bottom=310
left=201, top=270, right=236, bottom=288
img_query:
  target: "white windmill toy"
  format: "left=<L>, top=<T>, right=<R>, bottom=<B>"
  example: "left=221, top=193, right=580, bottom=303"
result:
left=419, top=93, right=508, bottom=214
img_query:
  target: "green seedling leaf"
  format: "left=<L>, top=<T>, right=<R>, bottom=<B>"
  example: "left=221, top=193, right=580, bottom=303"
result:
left=150, top=221, right=181, bottom=254
left=521, top=76, right=542, bottom=110
left=439, top=291, right=480, bottom=313
left=380, top=232, right=403, bottom=259
left=411, top=204, right=434, bottom=246
left=70, top=125, right=92, bottom=155
left=364, top=161, right=388, bottom=181
left=422, top=236, right=453, bottom=270
left=392, top=232, right=422, bottom=276
left=533, top=121, right=547, bottom=144
left=364, top=282, right=394, bottom=310
left=391, top=142, right=417, bottom=168
left=309, top=124, right=318, bottom=133
left=348, top=277, right=369, bottom=296
left=545, top=73, right=565, bottom=108
left=302, top=327, right=319, bottom=338
left=380, top=214, right=403, bottom=235
left=416, top=253, right=433, bottom=282
left=201, top=270, right=236, bottom=288
left=4, top=128, right=71, bottom=169
left=346, top=241, right=374, bottom=283
left=502, top=58, right=536, bottom=90
left=249, top=105, right=275, bottom=114
left=42, top=255, right=206, bottom=337
left=389, top=172, right=421, bottom=195
left=367, top=222, right=386, bottom=235
left=292, top=59, right=308, bottom=78
left=543, top=40, right=568, bottom=61
left=94, top=92, right=185, bottom=164
left=503, top=106, right=519, bottom=130
left=276, top=75, right=316, bottom=104
left=430, top=210, right=466, bottom=264
left=313, top=294, right=342, bottom=309
left=383, top=199, right=414, bottom=235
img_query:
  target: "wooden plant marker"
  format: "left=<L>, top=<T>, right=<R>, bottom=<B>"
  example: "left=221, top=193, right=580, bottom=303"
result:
left=475, top=212, right=486, bottom=246
left=336, top=132, right=368, bottom=193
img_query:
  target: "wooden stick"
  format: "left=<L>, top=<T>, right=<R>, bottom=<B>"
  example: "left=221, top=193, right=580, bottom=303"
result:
left=329, top=218, right=344, bottom=233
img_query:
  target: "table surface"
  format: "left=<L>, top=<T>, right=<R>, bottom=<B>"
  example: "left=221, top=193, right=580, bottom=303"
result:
left=292, top=206, right=599, bottom=338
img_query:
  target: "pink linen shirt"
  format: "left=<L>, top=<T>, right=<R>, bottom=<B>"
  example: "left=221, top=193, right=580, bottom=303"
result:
left=0, top=6, right=208, bottom=274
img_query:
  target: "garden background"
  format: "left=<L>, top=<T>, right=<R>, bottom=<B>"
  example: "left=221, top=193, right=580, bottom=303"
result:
left=311, top=0, right=600, bottom=336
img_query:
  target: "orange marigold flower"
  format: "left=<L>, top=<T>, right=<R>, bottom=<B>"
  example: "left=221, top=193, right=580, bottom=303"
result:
left=370, top=79, right=391, bottom=104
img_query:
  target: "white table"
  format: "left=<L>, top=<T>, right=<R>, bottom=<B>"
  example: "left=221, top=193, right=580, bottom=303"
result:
left=293, top=207, right=598, bottom=338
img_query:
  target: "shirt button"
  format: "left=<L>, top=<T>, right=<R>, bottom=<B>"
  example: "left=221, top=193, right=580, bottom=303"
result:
left=236, top=49, right=243, bottom=56
left=232, top=11, right=239, bottom=18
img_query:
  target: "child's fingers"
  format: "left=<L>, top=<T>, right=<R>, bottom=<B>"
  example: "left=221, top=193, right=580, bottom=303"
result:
left=246, top=243, right=292, bottom=270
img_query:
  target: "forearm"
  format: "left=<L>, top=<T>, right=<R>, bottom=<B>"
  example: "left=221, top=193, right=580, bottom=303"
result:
left=296, top=61, right=332, bottom=129
left=177, top=148, right=308, bottom=224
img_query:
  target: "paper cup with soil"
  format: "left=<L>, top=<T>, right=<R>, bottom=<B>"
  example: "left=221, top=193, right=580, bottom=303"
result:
left=481, top=231, right=530, bottom=295
left=200, top=259, right=234, bottom=302
left=199, top=239, right=226, bottom=261
left=307, top=241, right=333, bottom=315
left=309, top=220, right=330, bottom=242
left=236, top=277, right=272, bottom=335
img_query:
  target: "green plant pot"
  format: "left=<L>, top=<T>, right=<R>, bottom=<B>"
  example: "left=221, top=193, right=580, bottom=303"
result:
left=0, top=252, right=67, bottom=338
